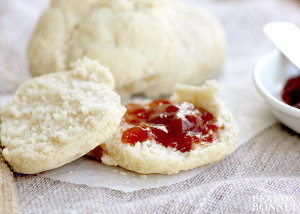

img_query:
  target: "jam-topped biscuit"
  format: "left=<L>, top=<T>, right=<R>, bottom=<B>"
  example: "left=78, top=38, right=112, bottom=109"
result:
left=88, top=80, right=238, bottom=174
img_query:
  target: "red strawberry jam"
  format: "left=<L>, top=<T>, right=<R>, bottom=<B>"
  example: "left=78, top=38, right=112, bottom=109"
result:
left=121, top=99, right=223, bottom=153
left=87, top=146, right=103, bottom=162
left=282, top=75, right=300, bottom=109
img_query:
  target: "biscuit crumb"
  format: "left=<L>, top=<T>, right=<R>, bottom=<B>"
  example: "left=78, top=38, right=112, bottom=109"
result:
left=119, top=171, right=127, bottom=176
left=140, top=175, right=147, bottom=179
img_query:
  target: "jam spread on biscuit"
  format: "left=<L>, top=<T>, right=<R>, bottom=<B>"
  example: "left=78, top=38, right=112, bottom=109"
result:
left=121, top=99, right=223, bottom=152
left=282, top=75, right=300, bottom=109
left=88, top=146, right=103, bottom=162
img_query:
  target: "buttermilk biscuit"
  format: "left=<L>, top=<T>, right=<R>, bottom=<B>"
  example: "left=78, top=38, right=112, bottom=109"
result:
left=144, top=1, right=226, bottom=97
left=0, top=58, right=126, bottom=174
left=27, top=0, right=174, bottom=97
left=90, top=81, right=238, bottom=174
left=27, top=0, right=225, bottom=98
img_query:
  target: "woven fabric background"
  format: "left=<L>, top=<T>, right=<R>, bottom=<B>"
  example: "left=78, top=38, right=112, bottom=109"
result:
left=0, top=0, right=300, bottom=213
left=0, top=149, right=19, bottom=214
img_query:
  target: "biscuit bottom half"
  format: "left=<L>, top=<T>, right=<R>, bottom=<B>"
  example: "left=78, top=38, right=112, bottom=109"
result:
left=87, top=80, right=238, bottom=174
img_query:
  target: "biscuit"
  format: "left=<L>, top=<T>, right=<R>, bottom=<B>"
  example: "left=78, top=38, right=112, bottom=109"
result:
left=0, top=57, right=126, bottom=174
left=144, top=1, right=226, bottom=97
left=27, top=0, right=225, bottom=98
left=27, top=0, right=174, bottom=98
left=89, top=80, right=238, bottom=174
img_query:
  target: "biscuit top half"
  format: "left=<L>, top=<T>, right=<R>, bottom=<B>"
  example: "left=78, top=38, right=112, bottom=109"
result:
left=0, top=58, right=126, bottom=174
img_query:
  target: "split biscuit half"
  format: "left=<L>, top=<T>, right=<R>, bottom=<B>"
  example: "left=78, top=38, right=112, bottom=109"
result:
left=0, top=58, right=126, bottom=174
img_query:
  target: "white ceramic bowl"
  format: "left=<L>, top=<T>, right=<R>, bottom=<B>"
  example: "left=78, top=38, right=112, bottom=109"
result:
left=254, top=50, right=300, bottom=133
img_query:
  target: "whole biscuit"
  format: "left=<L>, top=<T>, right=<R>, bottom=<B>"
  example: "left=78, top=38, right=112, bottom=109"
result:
left=0, top=57, right=126, bottom=174
left=28, top=0, right=174, bottom=97
left=91, top=80, right=238, bottom=174
left=27, top=0, right=226, bottom=98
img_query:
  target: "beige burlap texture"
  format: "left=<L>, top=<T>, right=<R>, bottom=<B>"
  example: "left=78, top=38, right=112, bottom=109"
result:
left=0, top=150, right=19, bottom=214
left=0, top=0, right=300, bottom=213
